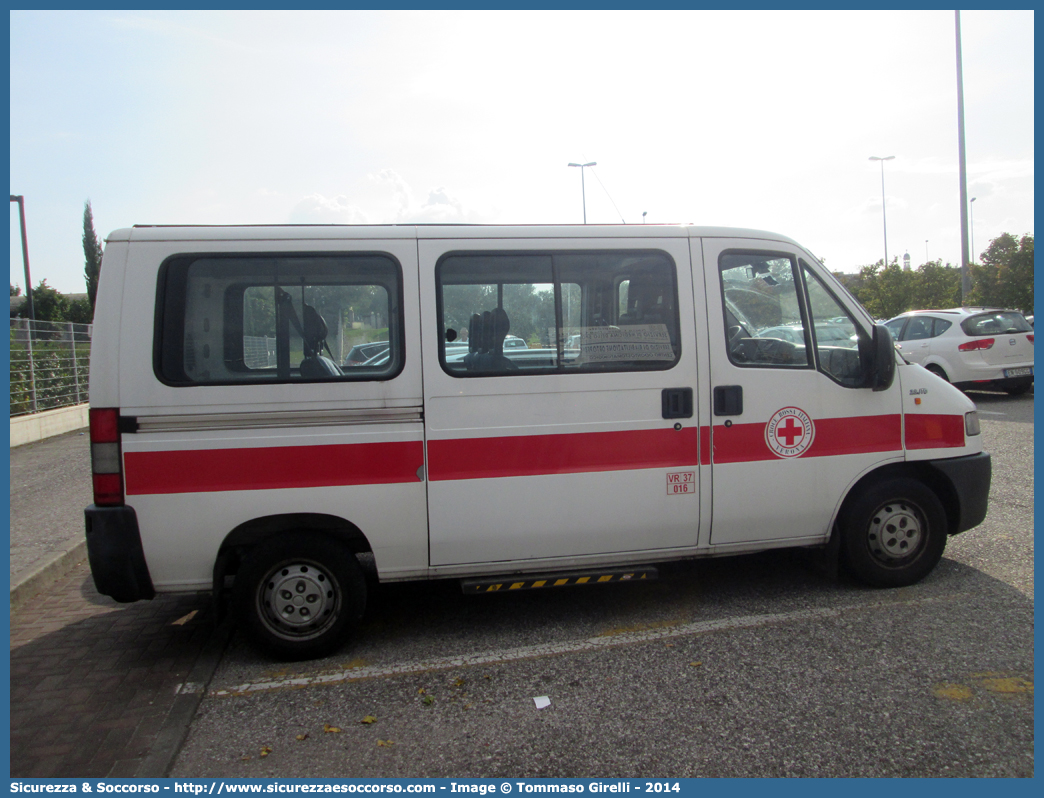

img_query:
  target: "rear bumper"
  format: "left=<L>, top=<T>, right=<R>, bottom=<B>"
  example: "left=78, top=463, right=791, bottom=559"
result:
left=951, top=358, right=1034, bottom=384
left=927, top=452, right=992, bottom=534
left=84, top=505, right=156, bottom=602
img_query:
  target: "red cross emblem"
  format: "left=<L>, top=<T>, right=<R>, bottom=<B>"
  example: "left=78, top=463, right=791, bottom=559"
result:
left=775, top=416, right=804, bottom=447
left=765, top=407, right=815, bottom=458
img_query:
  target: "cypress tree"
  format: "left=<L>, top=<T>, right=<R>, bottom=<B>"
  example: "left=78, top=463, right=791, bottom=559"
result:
left=83, top=200, right=103, bottom=311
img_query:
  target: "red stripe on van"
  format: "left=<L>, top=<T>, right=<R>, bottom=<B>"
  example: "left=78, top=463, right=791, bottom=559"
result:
left=905, top=414, right=965, bottom=450
left=712, top=414, right=903, bottom=464
left=124, top=441, right=424, bottom=495
left=427, top=426, right=700, bottom=481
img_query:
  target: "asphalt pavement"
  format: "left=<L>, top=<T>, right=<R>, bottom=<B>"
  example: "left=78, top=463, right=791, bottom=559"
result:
left=8, top=391, right=1035, bottom=777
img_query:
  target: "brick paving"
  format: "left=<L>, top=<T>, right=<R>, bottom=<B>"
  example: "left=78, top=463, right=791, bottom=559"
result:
left=10, top=560, right=219, bottom=777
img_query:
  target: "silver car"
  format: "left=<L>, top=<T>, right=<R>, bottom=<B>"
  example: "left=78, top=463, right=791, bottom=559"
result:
left=885, top=307, right=1034, bottom=395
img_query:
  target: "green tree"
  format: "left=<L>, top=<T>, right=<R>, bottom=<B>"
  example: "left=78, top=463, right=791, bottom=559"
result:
left=909, top=261, right=962, bottom=310
left=853, top=261, right=913, bottom=319
left=66, top=295, right=94, bottom=325
left=29, top=279, right=70, bottom=323
left=969, top=233, right=1033, bottom=313
left=973, top=233, right=1031, bottom=311
left=11, top=284, right=21, bottom=296
left=82, top=200, right=103, bottom=311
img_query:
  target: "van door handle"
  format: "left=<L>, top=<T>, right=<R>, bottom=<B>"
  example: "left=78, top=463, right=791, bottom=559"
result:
left=713, top=385, right=743, bottom=416
left=661, top=387, right=693, bottom=419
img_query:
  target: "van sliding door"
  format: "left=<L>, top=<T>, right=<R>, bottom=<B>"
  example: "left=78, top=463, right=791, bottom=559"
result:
left=419, top=235, right=704, bottom=569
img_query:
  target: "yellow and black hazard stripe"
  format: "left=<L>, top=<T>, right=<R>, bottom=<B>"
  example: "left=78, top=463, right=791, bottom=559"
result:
left=461, top=567, right=658, bottom=594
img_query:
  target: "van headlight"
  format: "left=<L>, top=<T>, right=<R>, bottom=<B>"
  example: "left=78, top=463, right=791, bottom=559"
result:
left=965, top=411, right=981, bottom=436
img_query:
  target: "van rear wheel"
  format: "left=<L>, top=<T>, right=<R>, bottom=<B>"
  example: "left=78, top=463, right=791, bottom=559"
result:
left=236, top=533, right=366, bottom=660
left=840, top=478, right=947, bottom=588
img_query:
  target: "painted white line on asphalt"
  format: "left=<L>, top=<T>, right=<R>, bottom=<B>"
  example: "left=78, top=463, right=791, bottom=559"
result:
left=210, top=596, right=951, bottom=698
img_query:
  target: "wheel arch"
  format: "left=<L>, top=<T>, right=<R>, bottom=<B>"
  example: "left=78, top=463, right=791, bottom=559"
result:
left=923, top=360, right=950, bottom=380
left=213, top=513, right=374, bottom=600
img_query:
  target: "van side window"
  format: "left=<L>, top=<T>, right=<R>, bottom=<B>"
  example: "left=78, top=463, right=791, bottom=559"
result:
left=156, top=254, right=403, bottom=385
left=437, top=250, right=680, bottom=376
left=800, top=262, right=867, bottom=388
left=719, top=252, right=812, bottom=368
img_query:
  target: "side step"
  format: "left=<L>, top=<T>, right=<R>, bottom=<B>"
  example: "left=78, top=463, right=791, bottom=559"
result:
left=461, top=566, right=658, bottom=594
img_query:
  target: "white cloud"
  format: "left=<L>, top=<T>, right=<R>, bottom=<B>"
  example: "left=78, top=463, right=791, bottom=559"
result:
left=367, top=170, right=493, bottom=224
left=288, top=194, right=370, bottom=224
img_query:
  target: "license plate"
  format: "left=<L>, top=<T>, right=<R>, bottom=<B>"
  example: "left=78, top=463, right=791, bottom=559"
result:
left=1005, top=367, right=1033, bottom=378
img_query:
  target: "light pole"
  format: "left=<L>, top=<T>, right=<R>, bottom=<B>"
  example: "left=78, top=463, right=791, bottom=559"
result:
left=642, top=211, right=647, bottom=224
left=925, top=240, right=929, bottom=262
left=869, top=156, right=895, bottom=268
left=10, top=195, right=34, bottom=320
left=567, top=161, right=596, bottom=223
left=970, top=197, right=977, bottom=263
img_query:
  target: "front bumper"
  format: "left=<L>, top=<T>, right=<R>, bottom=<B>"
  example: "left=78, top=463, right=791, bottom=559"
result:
left=927, top=452, right=992, bottom=534
left=84, top=505, right=156, bottom=602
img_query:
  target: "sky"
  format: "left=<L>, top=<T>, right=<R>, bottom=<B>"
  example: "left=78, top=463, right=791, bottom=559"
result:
left=9, top=9, right=1035, bottom=295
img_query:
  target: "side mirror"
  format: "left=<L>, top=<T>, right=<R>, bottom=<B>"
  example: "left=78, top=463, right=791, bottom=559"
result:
left=866, top=323, right=896, bottom=391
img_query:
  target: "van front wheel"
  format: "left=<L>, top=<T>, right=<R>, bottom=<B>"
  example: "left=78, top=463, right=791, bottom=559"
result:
left=236, top=533, right=366, bottom=660
left=840, top=478, right=947, bottom=588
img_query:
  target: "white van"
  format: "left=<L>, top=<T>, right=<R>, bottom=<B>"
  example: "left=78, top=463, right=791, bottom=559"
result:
left=84, top=225, right=991, bottom=659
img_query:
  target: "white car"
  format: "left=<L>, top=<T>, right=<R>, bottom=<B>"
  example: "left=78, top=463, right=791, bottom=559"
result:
left=885, top=308, right=1034, bottom=395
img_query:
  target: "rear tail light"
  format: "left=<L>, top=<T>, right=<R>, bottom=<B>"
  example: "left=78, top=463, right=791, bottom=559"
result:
left=958, top=337, right=995, bottom=352
left=90, top=408, right=124, bottom=506
left=1028, top=335, right=1034, bottom=345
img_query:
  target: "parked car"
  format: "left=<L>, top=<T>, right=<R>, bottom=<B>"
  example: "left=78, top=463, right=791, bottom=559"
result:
left=885, top=308, right=1034, bottom=394
left=756, top=323, right=856, bottom=347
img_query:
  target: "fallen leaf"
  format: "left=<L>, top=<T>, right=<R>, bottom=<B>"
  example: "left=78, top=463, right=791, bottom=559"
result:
left=296, top=734, right=308, bottom=741
left=171, top=610, right=198, bottom=626
left=260, top=746, right=272, bottom=758
left=377, top=739, right=395, bottom=747
left=453, top=678, right=465, bottom=687
left=241, top=756, right=252, bottom=761
left=422, top=695, right=434, bottom=706
left=665, top=643, right=675, bottom=647
left=417, top=687, right=427, bottom=695
left=324, top=724, right=342, bottom=734
left=360, top=715, right=377, bottom=725
left=689, top=661, right=702, bottom=667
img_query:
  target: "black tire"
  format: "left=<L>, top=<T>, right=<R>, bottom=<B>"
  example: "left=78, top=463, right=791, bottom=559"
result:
left=840, top=478, right=947, bottom=588
left=235, top=532, right=366, bottom=661
left=1004, top=379, right=1032, bottom=396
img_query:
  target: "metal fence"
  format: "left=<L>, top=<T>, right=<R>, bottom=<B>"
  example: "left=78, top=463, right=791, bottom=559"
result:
left=9, top=319, right=92, bottom=417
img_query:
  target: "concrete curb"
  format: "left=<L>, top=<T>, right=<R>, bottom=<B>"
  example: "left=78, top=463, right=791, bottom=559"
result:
left=10, top=404, right=90, bottom=448
left=137, top=615, right=235, bottom=778
left=10, top=539, right=89, bottom=612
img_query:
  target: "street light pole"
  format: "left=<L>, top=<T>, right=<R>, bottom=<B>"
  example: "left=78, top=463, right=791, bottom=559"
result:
left=970, top=197, right=977, bottom=263
left=956, top=10, right=972, bottom=301
left=869, top=156, right=895, bottom=268
left=10, top=194, right=34, bottom=320
left=567, top=161, right=597, bottom=223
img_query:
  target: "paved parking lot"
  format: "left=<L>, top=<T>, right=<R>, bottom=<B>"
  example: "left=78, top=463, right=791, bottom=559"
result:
left=10, top=391, right=1034, bottom=777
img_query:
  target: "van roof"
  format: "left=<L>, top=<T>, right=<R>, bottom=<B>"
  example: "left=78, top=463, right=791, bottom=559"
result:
left=106, top=224, right=801, bottom=247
